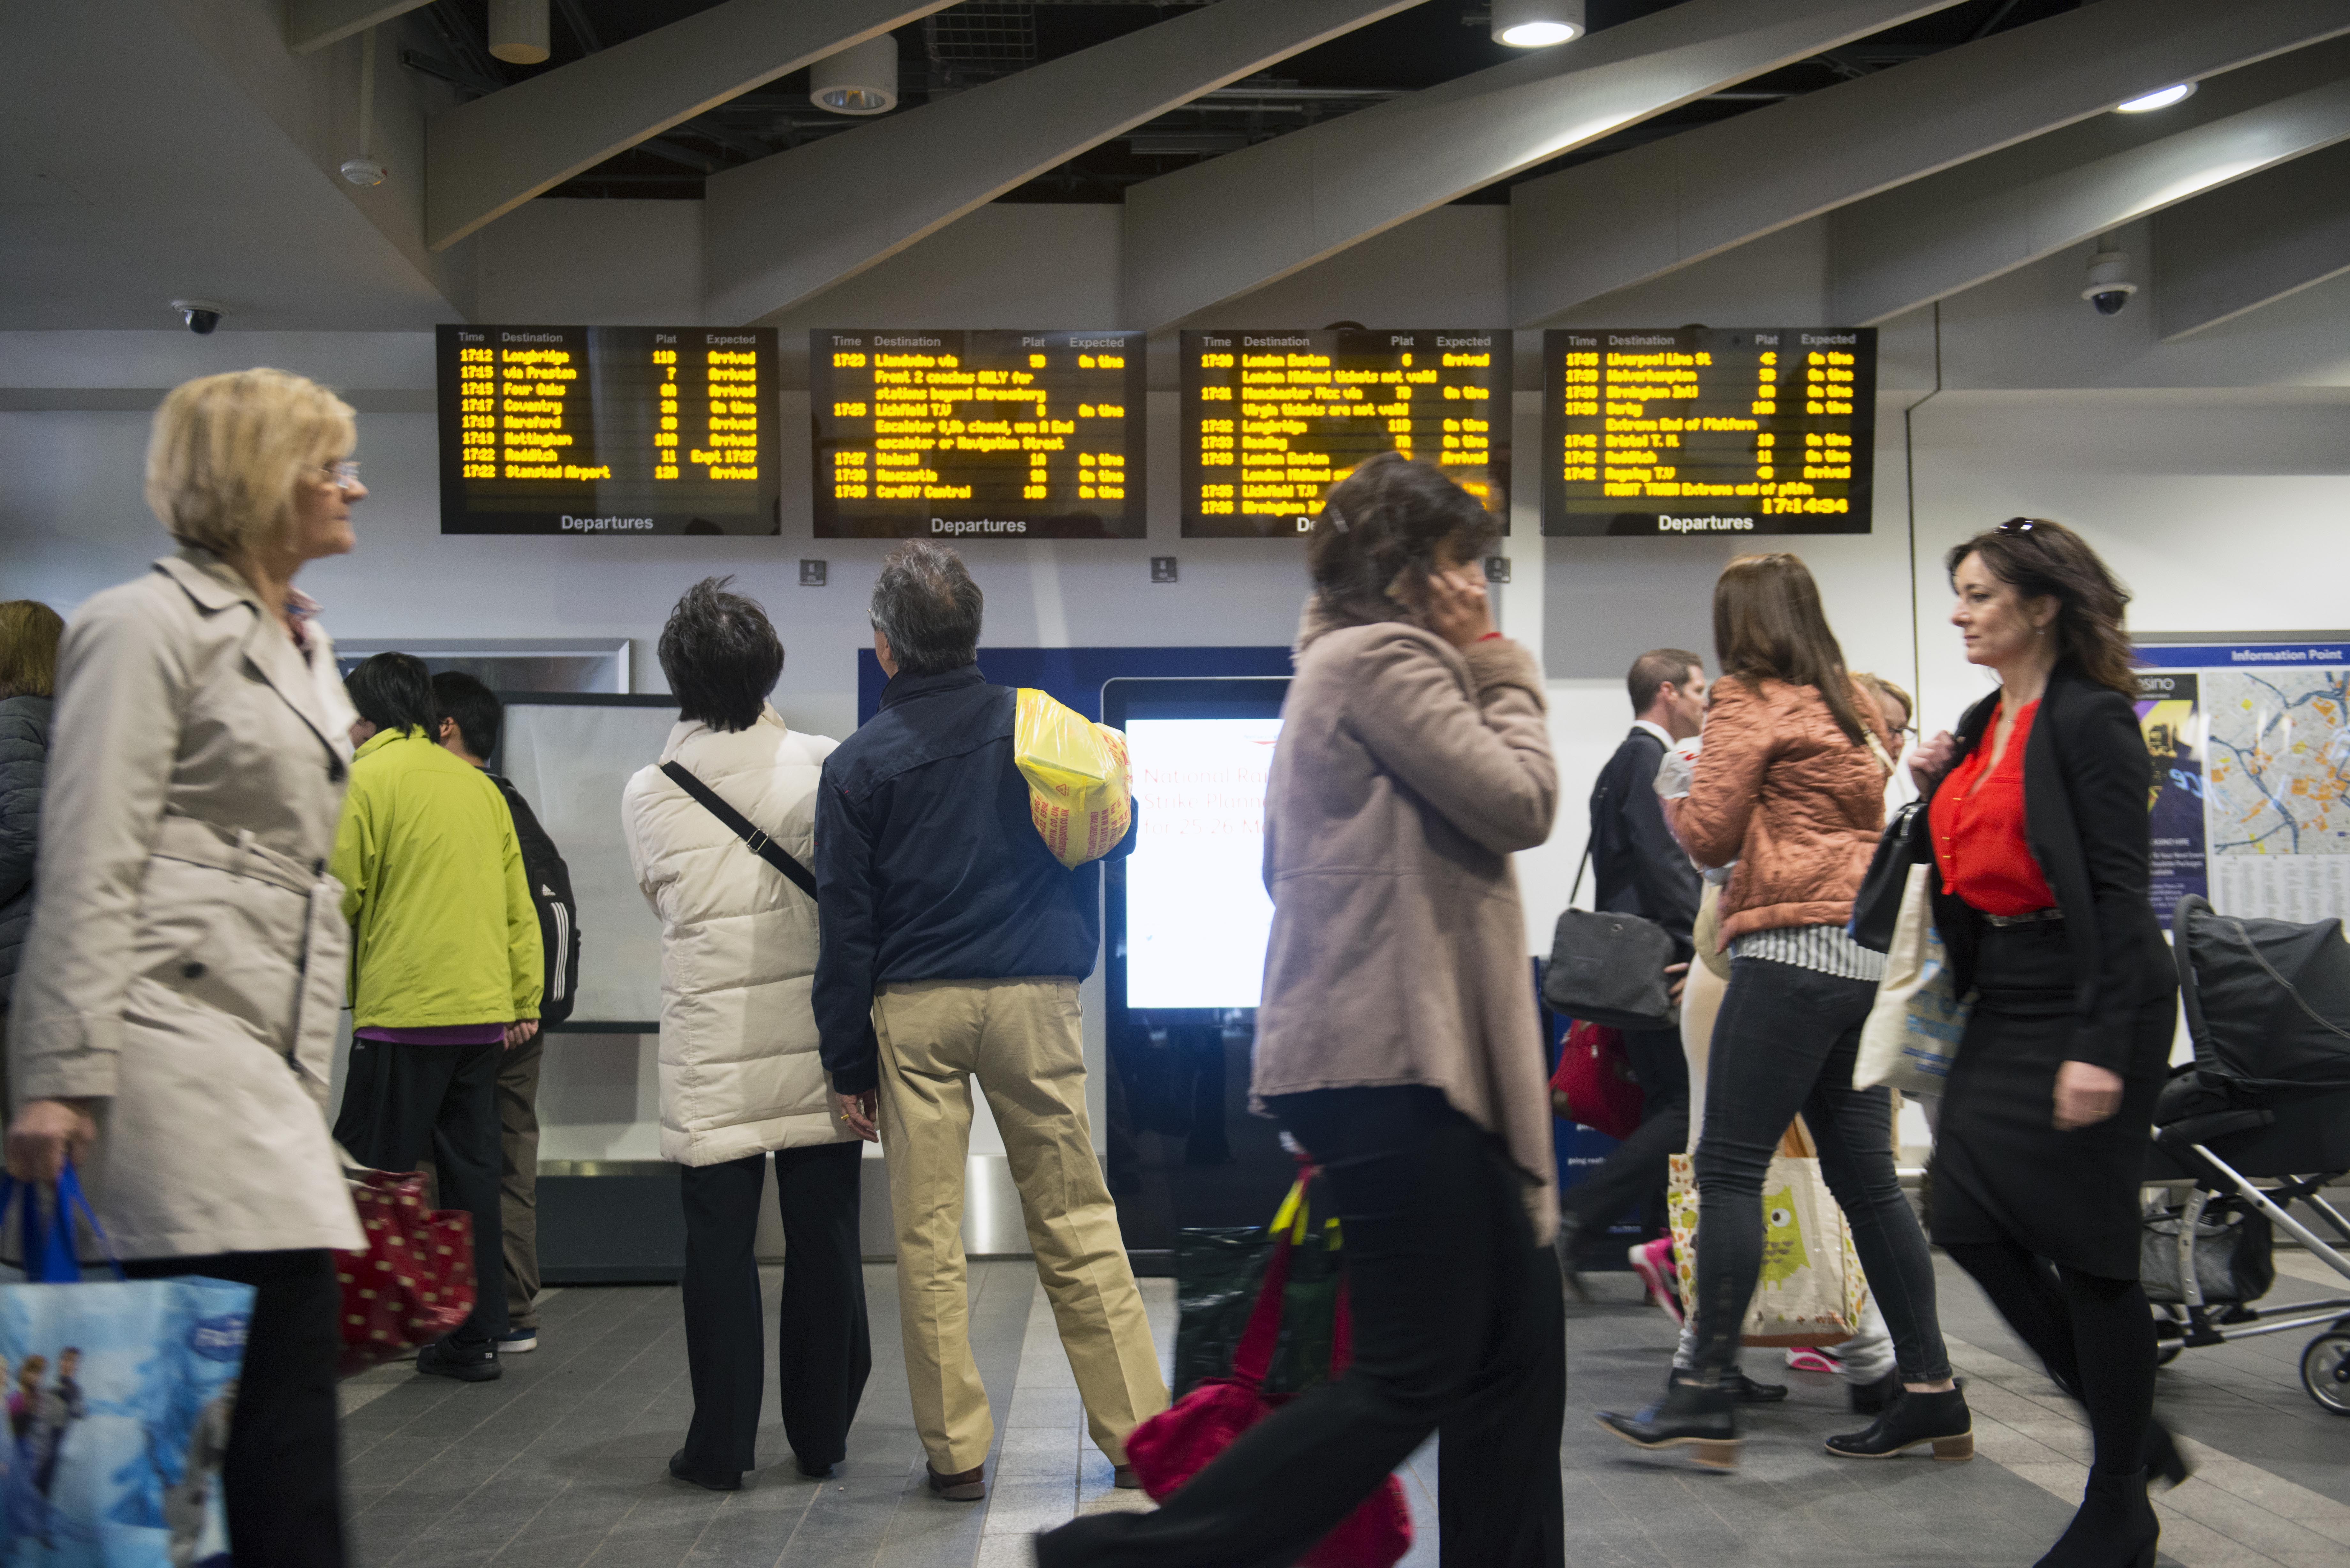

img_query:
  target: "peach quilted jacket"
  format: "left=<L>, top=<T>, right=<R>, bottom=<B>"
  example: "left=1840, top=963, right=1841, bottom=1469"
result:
left=1669, top=675, right=1892, bottom=949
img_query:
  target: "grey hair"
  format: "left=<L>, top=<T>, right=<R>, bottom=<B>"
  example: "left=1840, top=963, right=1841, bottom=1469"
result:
left=870, top=542, right=983, bottom=676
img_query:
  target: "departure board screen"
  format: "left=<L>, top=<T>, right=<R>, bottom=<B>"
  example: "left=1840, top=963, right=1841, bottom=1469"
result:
left=809, top=329, right=1145, bottom=539
left=434, top=325, right=778, bottom=535
left=1541, top=327, right=1877, bottom=537
left=1179, top=329, right=1510, bottom=538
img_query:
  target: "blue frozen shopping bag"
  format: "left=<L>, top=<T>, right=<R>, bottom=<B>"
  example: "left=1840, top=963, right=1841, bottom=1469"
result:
left=0, top=1167, right=252, bottom=1568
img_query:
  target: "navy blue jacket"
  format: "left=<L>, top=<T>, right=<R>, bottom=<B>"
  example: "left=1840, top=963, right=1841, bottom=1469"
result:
left=813, top=665, right=1137, bottom=1095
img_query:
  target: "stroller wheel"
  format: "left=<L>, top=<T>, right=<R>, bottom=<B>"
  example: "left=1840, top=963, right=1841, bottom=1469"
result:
left=2300, top=1332, right=2350, bottom=1416
left=2156, top=1344, right=2182, bottom=1368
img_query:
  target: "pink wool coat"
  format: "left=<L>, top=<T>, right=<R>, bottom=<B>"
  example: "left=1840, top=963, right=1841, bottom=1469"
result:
left=1252, top=602, right=1561, bottom=1242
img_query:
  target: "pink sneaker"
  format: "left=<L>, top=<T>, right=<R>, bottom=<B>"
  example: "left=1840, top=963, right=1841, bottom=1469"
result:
left=1627, top=1237, right=1683, bottom=1325
left=1784, top=1347, right=1843, bottom=1376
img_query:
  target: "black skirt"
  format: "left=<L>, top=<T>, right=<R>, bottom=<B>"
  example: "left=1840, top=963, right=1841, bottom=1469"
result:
left=1930, top=920, right=2175, bottom=1280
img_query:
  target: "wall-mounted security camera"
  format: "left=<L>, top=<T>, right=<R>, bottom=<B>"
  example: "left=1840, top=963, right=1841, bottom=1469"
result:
left=172, top=299, right=227, bottom=335
left=2081, top=244, right=2137, bottom=317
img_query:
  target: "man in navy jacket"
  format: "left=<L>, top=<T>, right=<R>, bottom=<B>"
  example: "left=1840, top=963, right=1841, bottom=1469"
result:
left=813, top=542, right=1164, bottom=1504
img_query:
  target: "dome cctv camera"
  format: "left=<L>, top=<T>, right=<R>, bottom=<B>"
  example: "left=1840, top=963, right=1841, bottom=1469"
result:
left=172, top=299, right=227, bottom=335
left=2081, top=246, right=2137, bottom=317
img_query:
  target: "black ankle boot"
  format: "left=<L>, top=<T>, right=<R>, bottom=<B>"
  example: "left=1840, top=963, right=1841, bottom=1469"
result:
left=2034, top=1468, right=2157, bottom=1568
left=2144, top=1420, right=2191, bottom=1489
left=1824, top=1383, right=1972, bottom=1461
left=1597, top=1377, right=1741, bottom=1469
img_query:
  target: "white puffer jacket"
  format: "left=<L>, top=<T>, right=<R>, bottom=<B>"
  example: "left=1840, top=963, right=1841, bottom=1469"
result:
left=622, top=706, right=854, bottom=1165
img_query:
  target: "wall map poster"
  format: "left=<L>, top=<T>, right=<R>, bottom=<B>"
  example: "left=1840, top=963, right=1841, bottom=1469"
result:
left=2136, top=640, right=2350, bottom=927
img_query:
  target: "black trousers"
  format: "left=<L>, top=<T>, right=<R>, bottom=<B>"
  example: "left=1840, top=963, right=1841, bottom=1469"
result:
left=1036, top=1087, right=1565, bottom=1568
left=332, top=1038, right=508, bottom=1346
left=124, top=1249, right=344, bottom=1568
left=1689, top=957, right=1950, bottom=1383
left=678, top=1141, right=871, bottom=1474
left=1562, top=1024, right=1688, bottom=1251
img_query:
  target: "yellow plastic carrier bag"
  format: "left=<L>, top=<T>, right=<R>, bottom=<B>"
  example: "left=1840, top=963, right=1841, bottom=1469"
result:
left=1013, top=688, right=1133, bottom=868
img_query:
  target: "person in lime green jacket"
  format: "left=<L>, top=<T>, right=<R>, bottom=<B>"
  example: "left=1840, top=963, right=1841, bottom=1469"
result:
left=330, top=652, right=541, bottom=1383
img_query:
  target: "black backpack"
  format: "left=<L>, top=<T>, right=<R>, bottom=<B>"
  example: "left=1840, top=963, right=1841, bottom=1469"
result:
left=488, top=773, right=581, bottom=1026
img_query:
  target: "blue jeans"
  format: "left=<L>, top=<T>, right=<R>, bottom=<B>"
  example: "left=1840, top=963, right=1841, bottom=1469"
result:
left=1688, top=957, right=1950, bottom=1384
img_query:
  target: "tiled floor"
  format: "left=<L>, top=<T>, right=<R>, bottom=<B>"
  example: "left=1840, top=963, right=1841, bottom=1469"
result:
left=339, top=1250, right=2350, bottom=1568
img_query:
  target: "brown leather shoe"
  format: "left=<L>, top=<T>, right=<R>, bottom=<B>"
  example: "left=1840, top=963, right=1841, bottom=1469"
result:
left=926, top=1462, right=986, bottom=1501
left=1113, top=1464, right=1141, bottom=1490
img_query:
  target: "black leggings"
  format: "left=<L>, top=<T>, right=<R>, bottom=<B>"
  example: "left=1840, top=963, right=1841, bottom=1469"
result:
left=1944, top=1239, right=2155, bottom=1476
left=1689, top=957, right=1950, bottom=1383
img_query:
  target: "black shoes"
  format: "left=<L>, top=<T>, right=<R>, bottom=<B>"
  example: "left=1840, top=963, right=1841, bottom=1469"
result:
left=668, top=1450, right=742, bottom=1492
left=1662, top=1364, right=1785, bottom=1404
left=2144, top=1420, right=2192, bottom=1489
left=416, top=1338, right=501, bottom=1383
left=1848, top=1368, right=1902, bottom=1415
left=2033, top=1469, right=2158, bottom=1568
left=1597, top=1377, right=1742, bottom=1469
left=1825, top=1383, right=1972, bottom=1461
left=926, top=1462, right=986, bottom=1501
left=795, top=1457, right=836, bottom=1480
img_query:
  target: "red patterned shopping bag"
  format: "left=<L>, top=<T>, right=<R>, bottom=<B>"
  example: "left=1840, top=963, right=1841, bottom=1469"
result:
left=334, top=1167, right=476, bottom=1376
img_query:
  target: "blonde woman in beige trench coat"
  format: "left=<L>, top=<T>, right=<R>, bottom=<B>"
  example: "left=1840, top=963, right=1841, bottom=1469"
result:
left=6, top=369, right=370, bottom=1568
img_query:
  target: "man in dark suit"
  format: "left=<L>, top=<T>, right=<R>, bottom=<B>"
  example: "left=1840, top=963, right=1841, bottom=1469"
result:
left=1559, top=648, right=1706, bottom=1285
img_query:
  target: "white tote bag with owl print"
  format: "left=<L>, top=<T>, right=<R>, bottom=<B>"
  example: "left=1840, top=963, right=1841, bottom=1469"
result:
left=1667, top=1153, right=1869, bottom=1348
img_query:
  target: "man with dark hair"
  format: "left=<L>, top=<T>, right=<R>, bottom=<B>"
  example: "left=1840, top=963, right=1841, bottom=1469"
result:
left=623, top=579, right=869, bottom=1491
left=813, top=543, right=1164, bottom=1503
left=332, top=652, right=542, bottom=1382
left=1557, top=648, right=1707, bottom=1294
left=431, top=670, right=581, bottom=1357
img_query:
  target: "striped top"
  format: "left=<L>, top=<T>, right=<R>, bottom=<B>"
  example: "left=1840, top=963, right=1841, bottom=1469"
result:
left=1729, top=923, right=1886, bottom=983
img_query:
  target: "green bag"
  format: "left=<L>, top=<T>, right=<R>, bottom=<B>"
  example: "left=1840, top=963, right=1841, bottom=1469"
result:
left=1171, top=1177, right=1345, bottom=1399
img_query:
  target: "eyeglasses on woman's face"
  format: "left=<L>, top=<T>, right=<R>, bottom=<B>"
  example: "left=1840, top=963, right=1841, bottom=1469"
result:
left=318, top=460, right=362, bottom=492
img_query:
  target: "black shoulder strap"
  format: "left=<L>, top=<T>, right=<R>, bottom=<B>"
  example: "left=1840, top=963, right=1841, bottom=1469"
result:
left=660, top=761, right=817, bottom=901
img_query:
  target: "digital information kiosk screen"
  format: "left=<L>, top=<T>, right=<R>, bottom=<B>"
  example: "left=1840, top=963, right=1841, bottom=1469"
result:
left=1541, top=327, right=1876, bottom=538
left=435, top=325, right=778, bottom=535
left=1179, top=328, right=1510, bottom=538
left=810, top=329, right=1146, bottom=539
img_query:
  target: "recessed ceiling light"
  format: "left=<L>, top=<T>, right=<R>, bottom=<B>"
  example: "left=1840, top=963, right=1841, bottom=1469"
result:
left=2116, top=82, right=2196, bottom=113
left=1493, top=1, right=1584, bottom=49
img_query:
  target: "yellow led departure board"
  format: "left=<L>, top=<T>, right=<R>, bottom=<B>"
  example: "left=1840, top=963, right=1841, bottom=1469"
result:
left=810, top=329, right=1145, bottom=539
left=1179, top=329, right=1510, bottom=537
left=434, top=325, right=779, bottom=535
left=1541, top=327, right=1877, bottom=537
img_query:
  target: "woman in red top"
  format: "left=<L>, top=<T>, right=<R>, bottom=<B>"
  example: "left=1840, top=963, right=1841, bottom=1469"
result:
left=1912, top=519, right=2180, bottom=1568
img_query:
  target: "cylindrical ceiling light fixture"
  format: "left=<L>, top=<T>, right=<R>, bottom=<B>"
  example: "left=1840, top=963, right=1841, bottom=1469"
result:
left=811, top=34, right=899, bottom=116
left=488, top=0, right=551, bottom=65
left=1493, top=0, right=1584, bottom=48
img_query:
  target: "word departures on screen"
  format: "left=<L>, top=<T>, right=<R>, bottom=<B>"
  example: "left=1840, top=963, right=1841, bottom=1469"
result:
left=1542, top=327, right=1877, bottom=537
left=435, top=325, right=778, bottom=535
left=1180, top=329, right=1510, bottom=538
left=811, top=329, right=1146, bottom=539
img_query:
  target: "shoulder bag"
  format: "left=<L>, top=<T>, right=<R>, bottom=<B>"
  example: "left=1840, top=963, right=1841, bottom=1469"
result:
left=1846, top=727, right=1921, bottom=953
left=1542, top=845, right=1676, bottom=1031
left=661, top=761, right=817, bottom=899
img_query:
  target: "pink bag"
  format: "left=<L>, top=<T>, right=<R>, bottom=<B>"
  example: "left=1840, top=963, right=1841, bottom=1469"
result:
left=1125, top=1176, right=1411, bottom=1568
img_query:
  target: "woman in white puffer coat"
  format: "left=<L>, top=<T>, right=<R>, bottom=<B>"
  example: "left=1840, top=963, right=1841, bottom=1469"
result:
left=621, top=578, right=867, bottom=1491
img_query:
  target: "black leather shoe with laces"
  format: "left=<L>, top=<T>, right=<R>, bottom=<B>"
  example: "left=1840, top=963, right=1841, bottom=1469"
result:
left=2033, top=1468, right=2157, bottom=1568
left=1824, top=1383, right=1972, bottom=1460
left=1598, top=1377, right=1741, bottom=1469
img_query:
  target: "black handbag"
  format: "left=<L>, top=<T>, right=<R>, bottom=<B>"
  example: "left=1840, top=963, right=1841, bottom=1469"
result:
left=1848, top=800, right=1930, bottom=953
left=1542, top=848, right=1676, bottom=1031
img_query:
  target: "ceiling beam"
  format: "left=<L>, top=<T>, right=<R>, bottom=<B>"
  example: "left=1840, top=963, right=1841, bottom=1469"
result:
left=1830, top=37, right=2350, bottom=324
left=1510, top=0, right=2350, bottom=326
left=704, top=0, right=1421, bottom=326
left=2155, top=140, right=2350, bottom=339
left=286, top=0, right=434, bottom=55
left=1118, top=0, right=1968, bottom=331
left=422, top=0, right=957, bottom=251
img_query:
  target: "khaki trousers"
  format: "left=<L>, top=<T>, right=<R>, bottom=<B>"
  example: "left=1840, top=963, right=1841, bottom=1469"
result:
left=499, top=1030, right=543, bottom=1329
left=874, top=976, right=1168, bottom=1474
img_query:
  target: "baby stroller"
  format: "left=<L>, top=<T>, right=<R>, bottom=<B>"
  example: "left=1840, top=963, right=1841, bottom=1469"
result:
left=2143, top=895, right=2350, bottom=1413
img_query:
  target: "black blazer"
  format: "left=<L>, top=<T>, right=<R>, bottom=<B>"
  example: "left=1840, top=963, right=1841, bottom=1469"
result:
left=1589, top=725, right=1700, bottom=961
left=1924, top=662, right=2171, bottom=1074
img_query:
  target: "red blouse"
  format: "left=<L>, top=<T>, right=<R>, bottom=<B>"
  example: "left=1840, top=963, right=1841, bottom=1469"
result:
left=1929, top=698, right=2057, bottom=916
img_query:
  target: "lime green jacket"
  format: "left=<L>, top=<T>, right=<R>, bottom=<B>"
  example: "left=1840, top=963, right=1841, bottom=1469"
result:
left=332, top=730, right=541, bottom=1029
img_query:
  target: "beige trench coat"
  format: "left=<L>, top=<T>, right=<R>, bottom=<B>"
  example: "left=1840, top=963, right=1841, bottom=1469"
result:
left=8, top=549, right=364, bottom=1259
left=1253, top=602, right=1561, bottom=1242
